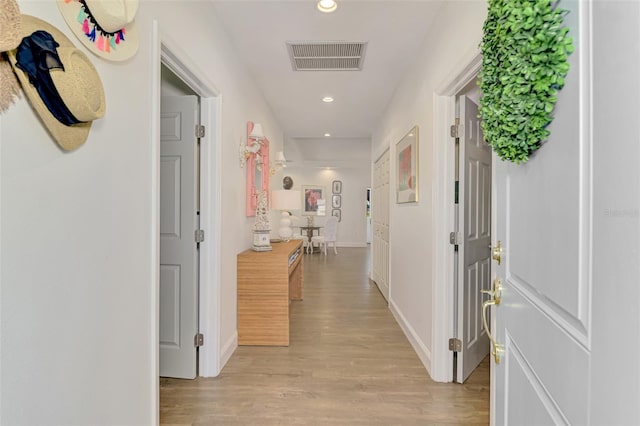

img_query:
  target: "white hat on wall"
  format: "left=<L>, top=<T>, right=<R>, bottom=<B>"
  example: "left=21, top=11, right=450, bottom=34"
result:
left=56, top=0, right=139, bottom=61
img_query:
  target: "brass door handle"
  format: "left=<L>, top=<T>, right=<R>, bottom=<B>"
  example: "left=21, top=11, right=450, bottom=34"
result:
left=481, top=277, right=502, bottom=305
left=481, top=277, right=504, bottom=364
left=491, top=240, right=503, bottom=265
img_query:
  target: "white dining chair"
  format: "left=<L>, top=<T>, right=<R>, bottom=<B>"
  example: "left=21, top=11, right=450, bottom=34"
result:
left=289, top=216, right=312, bottom=253
left=311, top=216, right=339, bottom=255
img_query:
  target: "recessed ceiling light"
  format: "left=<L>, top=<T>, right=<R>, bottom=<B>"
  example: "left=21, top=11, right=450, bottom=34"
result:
left=317, top=0, right=337, bottom=13
left=322, top=96, right=334, bottom=103
left=324, top=133, right=331, bottom=137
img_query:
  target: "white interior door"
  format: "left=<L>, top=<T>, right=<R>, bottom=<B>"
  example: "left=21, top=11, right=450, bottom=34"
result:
left=456, top=95, right=491, bottom=383
left=492, top=1, right=591, bottom=422
left=372, top=149, right=390, bottom=301
left=159, top=95, right=199, bottom=379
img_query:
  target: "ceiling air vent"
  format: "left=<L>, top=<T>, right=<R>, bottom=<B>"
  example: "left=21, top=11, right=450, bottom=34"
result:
left=286, top=41, right=368, bottom=71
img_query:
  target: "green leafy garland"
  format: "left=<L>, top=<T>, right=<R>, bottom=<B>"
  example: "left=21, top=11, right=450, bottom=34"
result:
left=478, top=0, right=574, bottom=163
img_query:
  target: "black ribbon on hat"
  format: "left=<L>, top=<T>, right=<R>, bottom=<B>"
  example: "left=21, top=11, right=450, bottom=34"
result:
left=15, top=30, right=84, bottom=126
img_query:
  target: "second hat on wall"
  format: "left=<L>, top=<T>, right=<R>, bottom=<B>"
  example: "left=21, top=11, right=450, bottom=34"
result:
left=7, top=15, right=106, bottom=150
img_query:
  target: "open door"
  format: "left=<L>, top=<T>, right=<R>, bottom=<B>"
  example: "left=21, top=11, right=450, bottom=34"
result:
left=455, top=95, right=492, bottom=383
left=159, top=95, right=200, bottom=379
left=490, top=1, right=592, bottom=422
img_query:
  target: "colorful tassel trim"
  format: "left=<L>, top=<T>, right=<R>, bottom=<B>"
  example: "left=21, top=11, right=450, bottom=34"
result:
left=76, top=7, right=86, bottom=24
left=74, top=0, right=127, bottom=54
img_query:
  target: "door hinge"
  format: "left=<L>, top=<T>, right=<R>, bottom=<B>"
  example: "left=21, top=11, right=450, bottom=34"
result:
left=449, top=231, right=460, bottom=245
left=195, top=229, right=205, bottom=243
left=195, top=124, right=205, bottom=138
left=449, top=338, right=462, bottom=352
left=450, top=118, right=460, bottom=138
left=194, top=333, right=204, bottom=347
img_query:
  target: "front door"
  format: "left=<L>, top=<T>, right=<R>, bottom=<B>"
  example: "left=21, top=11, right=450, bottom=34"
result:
left=456, top=95, right=492, bottom=383
left=159, top=95, right=199, bottom=379
left=491, top=1, right=590, bottom=422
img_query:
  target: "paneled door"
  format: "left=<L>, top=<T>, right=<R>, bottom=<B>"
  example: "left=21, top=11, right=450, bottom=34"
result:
left=159, top=96, right=199, bottom=379
left=492, top=2, right=591, bottom=422
left=456, top=95, right=491, bottom=383
left=372, top=149, right=390, bottom=301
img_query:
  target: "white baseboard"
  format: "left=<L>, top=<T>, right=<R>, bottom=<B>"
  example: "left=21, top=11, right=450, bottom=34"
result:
left=219, top=332, right=237, bottom=372
left=336, top=242, right=368, bottom=248
left=389, top=298, right=433, bottom=378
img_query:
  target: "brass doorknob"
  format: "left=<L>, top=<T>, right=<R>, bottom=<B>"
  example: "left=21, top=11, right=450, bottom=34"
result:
left=491, top=240, right=503, bottom=265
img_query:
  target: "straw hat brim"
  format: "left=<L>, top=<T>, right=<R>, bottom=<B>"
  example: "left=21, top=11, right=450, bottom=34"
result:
left=0, top=56, right=21, bottom=113
left=6, top=15, right=105, bottom=151
left=0, top=0, right=22, bottom=51
left=56, top=0, right=139, bottom=62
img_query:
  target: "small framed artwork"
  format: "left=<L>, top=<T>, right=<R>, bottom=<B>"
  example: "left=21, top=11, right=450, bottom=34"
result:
left=302, top=185, right=326, bottom=216
left=332, top=180, right=342, bottom=194
left=332, top=194, right=342, bottom=209
left=332, top=209, right=341, bottom=222
left=396, top=125, right=419, bottom=203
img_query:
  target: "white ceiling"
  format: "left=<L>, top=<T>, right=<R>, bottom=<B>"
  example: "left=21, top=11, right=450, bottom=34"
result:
left=211, top=0, right=443, bottom=140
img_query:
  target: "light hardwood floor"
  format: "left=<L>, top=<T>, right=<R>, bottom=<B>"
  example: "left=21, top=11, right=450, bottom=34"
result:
left=160, top=247, right=489, bottom=425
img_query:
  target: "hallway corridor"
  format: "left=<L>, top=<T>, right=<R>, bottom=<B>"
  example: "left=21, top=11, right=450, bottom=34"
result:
left=160, top=247, right=489, bottom=425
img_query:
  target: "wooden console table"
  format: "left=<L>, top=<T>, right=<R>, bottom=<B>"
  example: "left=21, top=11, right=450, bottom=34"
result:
left=237, top=239, right=303, bottom=346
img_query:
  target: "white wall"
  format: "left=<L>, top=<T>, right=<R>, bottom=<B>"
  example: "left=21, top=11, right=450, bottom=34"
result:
left=371, top=1, right=487, bottom=376
left=0, top=1, right=282, bottom=423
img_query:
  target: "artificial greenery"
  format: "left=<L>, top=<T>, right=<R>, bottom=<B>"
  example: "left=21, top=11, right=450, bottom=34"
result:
left=478, top=0, right=574, bottom=163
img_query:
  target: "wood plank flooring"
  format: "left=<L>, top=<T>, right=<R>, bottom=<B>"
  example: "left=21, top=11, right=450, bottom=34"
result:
left=160, top=247, right=489, bottom=425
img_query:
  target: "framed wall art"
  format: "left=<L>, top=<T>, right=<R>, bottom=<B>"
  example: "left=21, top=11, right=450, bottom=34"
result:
left=332, top=180, right=342, bottom=194
left=332, top=209, right=341, bottom=222
left=302, top=185, right=326, bottom=216
left=332, top=194, right=342, bottom=209
left=396, top=126, right=418, bottom=203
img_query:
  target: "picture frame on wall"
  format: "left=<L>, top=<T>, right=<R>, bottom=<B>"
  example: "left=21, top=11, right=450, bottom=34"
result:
left=332, top=180, right=342, bottom=194
left=396, top=125, right=419, bottom=203
left=332, top=194, right=342, bottom=209
left=332, top=209, right=341, bottom=222
left=302, top=185, right=326, bottom=216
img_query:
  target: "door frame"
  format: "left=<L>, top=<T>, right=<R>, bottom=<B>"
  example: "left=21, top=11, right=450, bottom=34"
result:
left=431, top=50, right=483, bottom=383
left=160, top=43, right=223, bottom=379
left=151, top=20, right=223, bottom=398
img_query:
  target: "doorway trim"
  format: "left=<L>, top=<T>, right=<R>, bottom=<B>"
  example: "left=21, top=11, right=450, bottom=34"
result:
left=431, top=50, right=482, bottom=383
left=151, top=19, right=224, bottom=391
left=161, top=36, right=224, bottom=380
